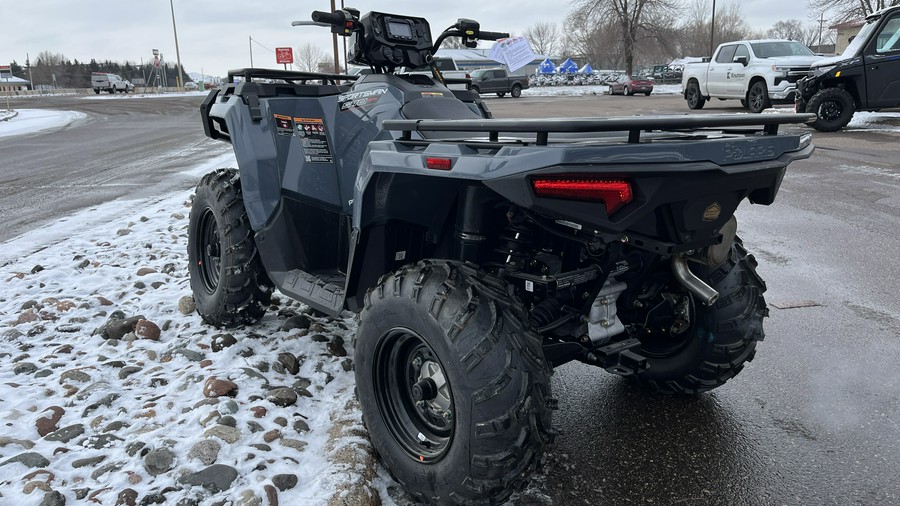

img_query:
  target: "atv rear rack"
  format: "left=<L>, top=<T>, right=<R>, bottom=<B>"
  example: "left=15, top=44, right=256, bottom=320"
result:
left=383, top=113, right=816, bottom=145
left=227, top=68, right=360, bottom=85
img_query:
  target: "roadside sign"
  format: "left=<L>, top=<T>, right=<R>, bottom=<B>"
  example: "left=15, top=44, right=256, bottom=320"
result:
left=275, top=47, right=294, bottom=65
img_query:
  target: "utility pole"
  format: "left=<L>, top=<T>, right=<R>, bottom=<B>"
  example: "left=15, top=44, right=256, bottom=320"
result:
left=817, top=12, right=826, bottom=50
left=26, top=52, right=34, bottom=91
left=709, top=0, right=717, bottom=58
left=249, top=36, right=254, bottom=67
left=169, top=0, right=185, bottom=89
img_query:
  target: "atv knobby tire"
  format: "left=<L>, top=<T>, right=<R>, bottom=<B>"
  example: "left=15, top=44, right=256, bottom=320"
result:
left=806, top=87, right=855, bottom=132
left=633, top=239, right=767, bottom=394
left=188, top=168, right=272, bottom=327
left=355, top=261, right=553, bottom=505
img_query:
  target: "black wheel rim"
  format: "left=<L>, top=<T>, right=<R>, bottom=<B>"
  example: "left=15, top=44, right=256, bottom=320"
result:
left=687, top=85, right=699, bottom=106
left=373, top=327, right=454, bottom=463
left=817, top=99, right=843, bottom=121
left=195, top=207, right=222, bottom=293
left=749, top=85, right=764, bottom=111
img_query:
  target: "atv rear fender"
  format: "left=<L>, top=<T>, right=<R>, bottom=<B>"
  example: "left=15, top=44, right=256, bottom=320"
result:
left=343, top=116, right=814, bottom=309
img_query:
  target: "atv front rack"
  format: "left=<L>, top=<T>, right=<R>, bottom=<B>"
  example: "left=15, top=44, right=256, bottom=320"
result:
left=383, top=113, right=816, bottom=145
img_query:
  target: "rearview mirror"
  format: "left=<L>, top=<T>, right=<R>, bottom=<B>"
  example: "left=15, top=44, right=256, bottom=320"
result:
left=734, top=55, right=749, bottom=66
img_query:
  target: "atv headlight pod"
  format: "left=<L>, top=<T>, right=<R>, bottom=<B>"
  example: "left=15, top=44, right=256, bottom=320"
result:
left=531, top=175, right=633, bottom=215
left=813, top=64, right=836, bottom=77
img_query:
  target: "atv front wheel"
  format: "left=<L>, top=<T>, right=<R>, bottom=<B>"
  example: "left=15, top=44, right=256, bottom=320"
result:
left=806, top=88, right=855, bottom=132
left=356, top=261, right=553, bottom=504
left=628, top=239, right=767, bottom=394
left=188, top=168, right=272, bottom=327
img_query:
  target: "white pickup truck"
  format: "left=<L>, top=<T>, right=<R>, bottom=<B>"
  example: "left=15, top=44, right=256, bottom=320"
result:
left=682, top=39, right=821, bottom=113
left=91, top=73, right=134, bottom=94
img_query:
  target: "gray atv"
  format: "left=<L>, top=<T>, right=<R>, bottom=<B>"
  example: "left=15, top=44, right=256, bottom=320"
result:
left=189, top=7, right=814, bottom=504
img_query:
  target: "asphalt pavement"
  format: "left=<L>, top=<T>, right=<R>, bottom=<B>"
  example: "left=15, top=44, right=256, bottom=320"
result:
left=3, top=91, right=899, bottom=505
left=488, top=94, right=900, bottom=505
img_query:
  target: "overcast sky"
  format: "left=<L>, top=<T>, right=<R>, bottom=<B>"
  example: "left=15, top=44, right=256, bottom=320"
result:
left=2, top=0, right=813, bottom=78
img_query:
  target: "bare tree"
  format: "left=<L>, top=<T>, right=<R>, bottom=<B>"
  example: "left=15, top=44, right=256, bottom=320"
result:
left=523, top=21, right=560, bottom=56
left=806, top=0, right=900, bottom=22
left=767, top=19, right=807, bottom=40
left=570, top=0, right=680, bottom=75
left=669, top=0, right=758, bottom=58
left=293, top=43, right=327, bottom=72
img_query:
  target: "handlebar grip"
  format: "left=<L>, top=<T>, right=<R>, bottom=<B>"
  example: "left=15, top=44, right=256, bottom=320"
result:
left=480, top=31, right=509, bottom=40
left=311, top=10, right=343, bottom=25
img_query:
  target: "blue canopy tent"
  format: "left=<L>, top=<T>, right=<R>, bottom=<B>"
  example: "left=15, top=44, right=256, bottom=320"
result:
left=578, top=63, right=593, bottom=74
left=537, top=58, right=556, bottom=74
left=558, top=58, right=578, bottom=73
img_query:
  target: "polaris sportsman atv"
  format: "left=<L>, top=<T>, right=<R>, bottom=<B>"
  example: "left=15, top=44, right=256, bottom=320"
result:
left=190, top=8, right=814, bottom=504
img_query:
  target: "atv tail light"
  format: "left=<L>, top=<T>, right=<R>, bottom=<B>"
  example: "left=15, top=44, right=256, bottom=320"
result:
left=532, top=176, right=633, bottom=214
left=425, top=157, right=452, bottom=170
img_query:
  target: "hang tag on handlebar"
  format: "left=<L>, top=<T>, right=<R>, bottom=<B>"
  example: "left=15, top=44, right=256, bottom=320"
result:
left=488, top=36, right=536, bottom=73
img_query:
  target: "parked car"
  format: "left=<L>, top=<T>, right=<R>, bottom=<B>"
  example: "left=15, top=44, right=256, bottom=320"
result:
left=469, top=68, right=529, bottom=97
left=184, top=81, right=199, bottom=91
left=609, top=75, right=654, bottom=96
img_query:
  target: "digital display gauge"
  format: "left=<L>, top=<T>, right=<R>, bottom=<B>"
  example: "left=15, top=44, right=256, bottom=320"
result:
left=385, top=17, right=415, bottom=41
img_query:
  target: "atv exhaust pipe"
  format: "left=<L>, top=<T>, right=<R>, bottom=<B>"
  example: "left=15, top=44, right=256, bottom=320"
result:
left=672, top=255, right=719, bottom=306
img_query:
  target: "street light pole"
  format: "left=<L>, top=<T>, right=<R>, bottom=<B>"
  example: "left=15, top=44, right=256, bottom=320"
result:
left=709, top=0, right=717, bottom=58
left=249, top=36, right=254, bottom=67
left=169, top=0, right=185, bottom=89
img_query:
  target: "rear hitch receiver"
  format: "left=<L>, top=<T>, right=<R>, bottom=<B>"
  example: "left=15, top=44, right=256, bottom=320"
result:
left=672, top=255, right=719, bottom=306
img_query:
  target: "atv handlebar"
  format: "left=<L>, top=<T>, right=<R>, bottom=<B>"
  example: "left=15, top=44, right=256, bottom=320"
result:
left=311, top=10, right=345, bottom=25
left=479, top=31, right=510, bottom=40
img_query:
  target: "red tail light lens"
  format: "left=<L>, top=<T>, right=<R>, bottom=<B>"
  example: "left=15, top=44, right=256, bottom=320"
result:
left=532, top=176, right=633, bottom=214
left=425, top=157, right=452, bottom=170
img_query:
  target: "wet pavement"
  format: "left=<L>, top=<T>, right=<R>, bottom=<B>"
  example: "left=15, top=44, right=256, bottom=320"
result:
left=486, top=96, right=900, bottom=505
left=4, top=91, right=899, bottom=504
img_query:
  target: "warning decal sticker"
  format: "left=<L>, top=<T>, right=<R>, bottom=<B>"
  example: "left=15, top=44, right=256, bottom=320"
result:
left=295, top=117, right=333, bottom=163
left=273, top=114, right=294, bottom=136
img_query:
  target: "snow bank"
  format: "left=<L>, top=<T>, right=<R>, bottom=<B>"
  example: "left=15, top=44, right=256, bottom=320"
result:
left=0, top=109, right=88, bottom=139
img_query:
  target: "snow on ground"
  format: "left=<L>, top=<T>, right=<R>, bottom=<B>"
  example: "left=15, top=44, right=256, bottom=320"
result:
left=0, top=109, right=88, bottom=139
left=848, top=111, right=900, bottom=132
left=4, top=100, right=900, bottom=505
left=522, top=83, right=682, bottom=97
left=83, top=91, right=209, bottom=100
left=0, top=151, right=384, bottom=506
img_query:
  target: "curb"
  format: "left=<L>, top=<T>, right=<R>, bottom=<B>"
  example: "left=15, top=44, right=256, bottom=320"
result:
left=326, top=397, right=382, bottom=506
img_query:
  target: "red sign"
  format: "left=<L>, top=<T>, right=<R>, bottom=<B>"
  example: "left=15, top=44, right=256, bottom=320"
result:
left=275, top=47, right=293, bottom=65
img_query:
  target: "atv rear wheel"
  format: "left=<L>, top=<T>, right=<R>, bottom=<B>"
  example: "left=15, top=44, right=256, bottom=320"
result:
left=628, top=239, right=767, bottom=394
left=188, top=168, right=272, bottom=328
left=356, top=261, right=553, bottom=505
left=806, top=88, right=855, bottom=132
